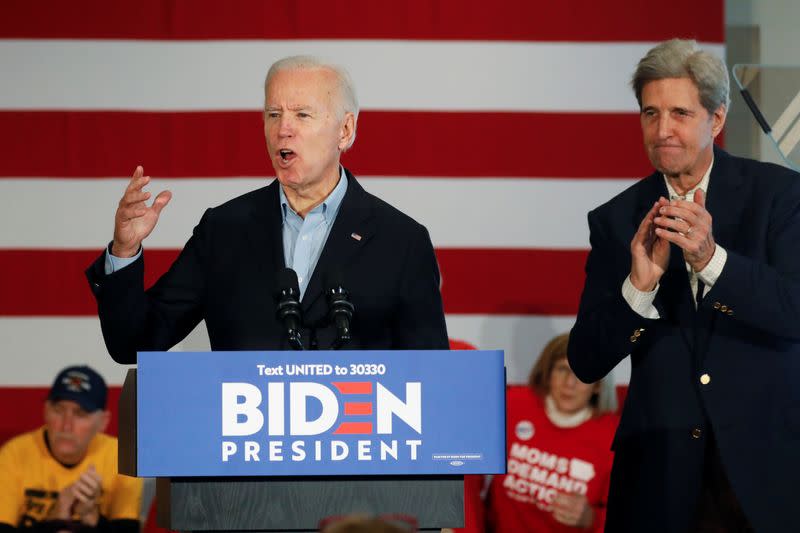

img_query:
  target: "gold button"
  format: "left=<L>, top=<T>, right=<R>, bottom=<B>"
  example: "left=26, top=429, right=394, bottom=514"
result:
left=630, top=336, right=637, bottom=343
left=720, top=305, right=728, bottom=312
left=726, top=309, right=734, bottom=316
left=700, top=373, right=711, bottom=385
left=691, top=428, right=702, bottom=439
left=713, top=302, right=721, bottom=309
left=633, top=330, right=641, bottom=337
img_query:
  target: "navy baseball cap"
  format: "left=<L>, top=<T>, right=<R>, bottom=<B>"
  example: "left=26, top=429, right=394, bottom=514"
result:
left=48, top=365, right=107, bottom=412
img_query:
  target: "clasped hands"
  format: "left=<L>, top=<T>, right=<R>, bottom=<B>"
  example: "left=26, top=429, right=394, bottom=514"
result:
left=47, top=465, right=103, bottom=526
left=630, top=189, right=716, bottom=292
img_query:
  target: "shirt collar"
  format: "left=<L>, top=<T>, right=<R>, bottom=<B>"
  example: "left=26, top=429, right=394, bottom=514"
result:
left=279, top=166, right=348, bottom=223
left=663, top=156, right=713, bottom=201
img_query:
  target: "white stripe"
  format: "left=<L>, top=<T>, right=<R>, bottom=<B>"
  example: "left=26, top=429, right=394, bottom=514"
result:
left=0, top=40, right=723, bottom=112
left=0, top=177, right=634, bottom=249
left=0, top=316, right=630, bottom=386
left=0, top=317, right=133, bottom=386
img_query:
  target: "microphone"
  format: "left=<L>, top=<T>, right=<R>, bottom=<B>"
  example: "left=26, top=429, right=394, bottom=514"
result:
left=276, top=268, right=304, bottom=350
left=325, top=271, right=354, bottom=350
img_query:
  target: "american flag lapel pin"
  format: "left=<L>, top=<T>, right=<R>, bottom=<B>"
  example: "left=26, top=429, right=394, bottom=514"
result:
left=350, top=232, right=362, bottom=241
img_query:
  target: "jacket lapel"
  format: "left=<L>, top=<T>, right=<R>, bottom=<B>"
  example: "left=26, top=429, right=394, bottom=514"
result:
left=301, top=169, right=375, bottom=315
left=705, top=147, right=747, bottom=252
left=693, top=148, right=747, bottom=359
left=244, top=181, right=285, bottom=285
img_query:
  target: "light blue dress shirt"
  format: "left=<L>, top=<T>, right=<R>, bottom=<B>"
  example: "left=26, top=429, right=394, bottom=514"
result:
left=106, top=168, right=348, bottom=301
left=279, top=168, right=347, bottom=299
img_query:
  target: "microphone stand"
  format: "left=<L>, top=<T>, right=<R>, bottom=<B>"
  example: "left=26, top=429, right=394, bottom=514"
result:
left=327, top=285, right=354, bottom=350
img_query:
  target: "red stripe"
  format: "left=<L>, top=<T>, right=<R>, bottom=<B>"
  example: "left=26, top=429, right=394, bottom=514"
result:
left=0, top=0, right=723, bottom=42
left=0, top=249, right=587, bottom=316
left=0, top=111, right=652, bottom=179
left=333, top=422, right=373, bottom=435
left=438, top=248, right=588, bottom=315
left=332, top=382, right=373, bottom=395
left=344, top=402, right=373, bottom=416
left=0, top=249, right=179, bottom=316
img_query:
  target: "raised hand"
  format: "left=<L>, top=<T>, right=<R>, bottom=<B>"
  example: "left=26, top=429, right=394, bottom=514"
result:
left=654, top=189, right=716, bottom=272
left=630, top=197, right=671, bottom=291
left=112, top=166, right=172, bottom=257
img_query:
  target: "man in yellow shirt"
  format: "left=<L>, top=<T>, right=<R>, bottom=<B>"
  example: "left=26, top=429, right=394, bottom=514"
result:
left=0, top=366, right=142, bottom=532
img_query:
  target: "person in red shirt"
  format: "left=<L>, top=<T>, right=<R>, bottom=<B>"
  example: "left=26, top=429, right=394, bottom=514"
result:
left=458, top=333, right=619, bottom=532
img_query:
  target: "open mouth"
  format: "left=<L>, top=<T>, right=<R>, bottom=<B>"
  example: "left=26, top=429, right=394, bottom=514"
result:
left=279, top=149, right=296, bottom=163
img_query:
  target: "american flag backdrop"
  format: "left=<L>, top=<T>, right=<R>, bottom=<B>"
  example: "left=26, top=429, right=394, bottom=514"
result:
left=0, top=0, right=724, bottom=438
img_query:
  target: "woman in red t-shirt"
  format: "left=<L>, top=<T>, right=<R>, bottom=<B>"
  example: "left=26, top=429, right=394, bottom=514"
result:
left=457, top=333, right=619, bottom=532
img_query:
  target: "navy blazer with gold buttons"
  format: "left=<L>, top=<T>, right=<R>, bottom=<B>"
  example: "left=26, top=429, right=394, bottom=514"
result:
left=569, top=147, right=800, bottom=533
left=86, top=168, right=449, bottom=364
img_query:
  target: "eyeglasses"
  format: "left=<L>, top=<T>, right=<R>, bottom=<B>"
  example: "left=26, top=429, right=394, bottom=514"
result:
left=318, top=513, right=418, bottom=532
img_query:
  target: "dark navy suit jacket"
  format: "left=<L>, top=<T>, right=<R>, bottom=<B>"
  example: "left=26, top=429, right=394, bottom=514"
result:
left=86, top=169, right=449, bottom=363
left=569, top=147, right=800, bottom=532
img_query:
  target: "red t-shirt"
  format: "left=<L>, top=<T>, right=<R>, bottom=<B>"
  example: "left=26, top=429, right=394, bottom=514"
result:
left=475, top=386, right=618, bottom=532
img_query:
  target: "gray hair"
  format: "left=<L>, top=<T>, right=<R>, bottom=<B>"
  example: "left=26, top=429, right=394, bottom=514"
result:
left=631, top=38, right=730, bottom=115
left=264, top=55, right=359, bottom=150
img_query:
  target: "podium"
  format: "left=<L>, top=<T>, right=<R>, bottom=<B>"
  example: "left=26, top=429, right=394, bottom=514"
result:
left=118, top=350, right=506, bottom=531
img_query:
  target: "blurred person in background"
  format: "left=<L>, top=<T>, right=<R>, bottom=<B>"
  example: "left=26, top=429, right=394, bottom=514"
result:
left=0, top=366, right=142, bottom=532
left=457, top=333, right=618, bottom=532
left=320, top=513, right=416, bottom=533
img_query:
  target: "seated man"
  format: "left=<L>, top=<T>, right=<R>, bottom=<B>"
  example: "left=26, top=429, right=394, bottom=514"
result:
left=0, top=366, right=142, bottom=532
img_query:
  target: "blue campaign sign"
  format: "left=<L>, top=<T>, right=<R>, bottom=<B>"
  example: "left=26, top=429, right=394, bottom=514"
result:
left=136, top=350, right=505, bottom=477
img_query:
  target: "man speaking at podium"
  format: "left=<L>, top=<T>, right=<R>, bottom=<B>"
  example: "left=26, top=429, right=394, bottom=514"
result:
left=86, top=56, right=448, bottom=362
